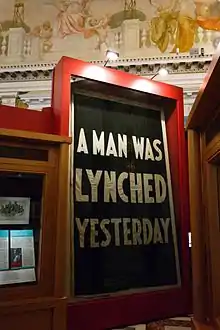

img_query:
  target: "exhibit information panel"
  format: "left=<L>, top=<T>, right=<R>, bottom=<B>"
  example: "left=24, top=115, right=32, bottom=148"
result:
left=73, top=92, right=180, bottom=296
left=0, top=172, right=43, bottom=286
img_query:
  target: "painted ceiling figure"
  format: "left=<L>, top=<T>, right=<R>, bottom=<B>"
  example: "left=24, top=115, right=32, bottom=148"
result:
left=13, top=0, right=25, bottom=25
left=124, top=0, right=129, bottom=11
left=124, top=0, right=136, bottom=12
left=84, top=15, right=109, bottom=50
left=50, top=0, right=110, bottom=51
left=196, top=1, right=220, bottom=31
left=32, top=21, right=53, bottom=53
left=150, top=0, right=196, bottom=53
left=173, top=0, right=196, bottom=53
left=54, top=0, right=91, bottom=38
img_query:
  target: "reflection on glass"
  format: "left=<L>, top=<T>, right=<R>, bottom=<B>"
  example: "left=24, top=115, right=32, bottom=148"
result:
left=0, top=172, right=43, bottom=286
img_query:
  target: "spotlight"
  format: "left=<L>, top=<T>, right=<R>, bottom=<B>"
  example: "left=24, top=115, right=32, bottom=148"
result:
left=104, top=50, right=119, bottom=67
left=151, top=67, right=168, bottom=80
left=158, top=67, right=168, bottom=77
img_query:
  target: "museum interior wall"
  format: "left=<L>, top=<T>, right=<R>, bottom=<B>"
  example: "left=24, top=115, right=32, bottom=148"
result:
left=0, top=0, right=219, bottom=118
left=0, top=1, right=215, bottom=329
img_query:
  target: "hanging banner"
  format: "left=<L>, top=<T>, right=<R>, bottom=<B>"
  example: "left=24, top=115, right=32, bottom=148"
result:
left=73, top=92, right=180, bottom=296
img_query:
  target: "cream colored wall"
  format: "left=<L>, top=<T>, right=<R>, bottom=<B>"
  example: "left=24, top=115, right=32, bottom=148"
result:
left=0, top=0, right=219, bottom=64
left=0, top=0, right=216, bottom=119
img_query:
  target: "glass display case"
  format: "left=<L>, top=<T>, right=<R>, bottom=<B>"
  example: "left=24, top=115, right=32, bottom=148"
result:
left=0, top=172, right=43, bottom=286
left=0, top=130, right=70, bottom=330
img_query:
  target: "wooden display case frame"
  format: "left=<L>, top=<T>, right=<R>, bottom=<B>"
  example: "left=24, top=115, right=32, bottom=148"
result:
left=0, top=109, right=71, bottom=329
left=187, top=46, right=220, bottom=330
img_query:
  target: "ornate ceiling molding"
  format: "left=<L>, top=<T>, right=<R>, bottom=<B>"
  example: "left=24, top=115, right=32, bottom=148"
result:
left=0, top=54, right=206, bottom=116
left=0, top=75, right=199, bottom=116
left=0, top=54, right=212, bottom=82
left=0, top=69, right=52, bottom=82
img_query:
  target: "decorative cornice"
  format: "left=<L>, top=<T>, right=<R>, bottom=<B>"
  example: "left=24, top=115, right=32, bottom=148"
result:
left=0, top=62, right=57, bottom=73
left=0, top=75, right=198, bottom=114
left=93, top=53, right=212, bottom=66
left=0, top=54, right=212, bottom=82
left=0, top=53, right=212, bottom=69
left=0, top=69, right=52, bottom=82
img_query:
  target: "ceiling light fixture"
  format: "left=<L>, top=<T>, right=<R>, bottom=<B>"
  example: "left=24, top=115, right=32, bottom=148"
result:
left=104, top=50, right=119, bottom=67
left=151, top=67, right=169, bottom=80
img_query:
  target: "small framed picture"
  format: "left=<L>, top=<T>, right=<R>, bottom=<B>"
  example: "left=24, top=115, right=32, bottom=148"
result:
left=10, top=248, right=22, bottom=269
left=0, top=197, right=30, bottom=225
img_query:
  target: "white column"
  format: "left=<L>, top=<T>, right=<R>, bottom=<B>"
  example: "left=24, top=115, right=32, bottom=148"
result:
left=7, top=27, right=26, bottom=62
left=30, top=36, right=41, bottom=61
left=121, top=19, right=140, bottom=55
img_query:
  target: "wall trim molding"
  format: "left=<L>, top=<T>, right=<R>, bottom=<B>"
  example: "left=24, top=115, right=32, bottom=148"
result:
left=0, top=54, right=208, bottom=113
left=0, top=54, right=212, bottom=82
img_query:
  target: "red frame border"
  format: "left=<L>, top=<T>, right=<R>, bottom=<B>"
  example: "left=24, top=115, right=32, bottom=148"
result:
left=52, top=57, right=191, bottom=330
left=0, top=56, right=191, bottom=330
left=0, top=105, right=55, bottom=134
